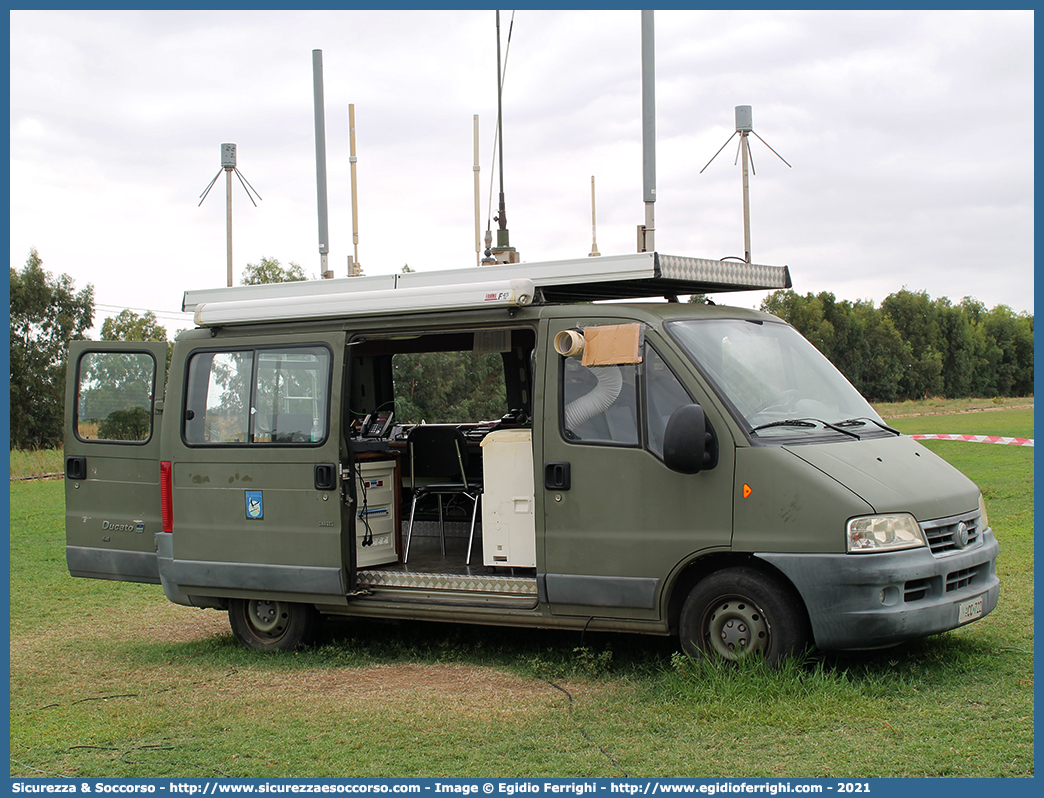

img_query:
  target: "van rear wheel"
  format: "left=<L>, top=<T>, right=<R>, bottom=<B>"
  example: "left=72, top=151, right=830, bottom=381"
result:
left=679, top=567, right=808, bottom=666
left=228, top=598, right=322, bottom=651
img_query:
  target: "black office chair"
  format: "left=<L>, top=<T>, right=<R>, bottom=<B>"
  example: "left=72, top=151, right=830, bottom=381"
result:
left=404, top=426, right=483, bottom=565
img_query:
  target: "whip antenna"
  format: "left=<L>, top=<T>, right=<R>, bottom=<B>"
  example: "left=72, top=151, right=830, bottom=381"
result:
left=488, top=10, right=519, bottom=264
left=473, top=114, right=482, bottom=267
left=589, top=176, right=601, bottom=257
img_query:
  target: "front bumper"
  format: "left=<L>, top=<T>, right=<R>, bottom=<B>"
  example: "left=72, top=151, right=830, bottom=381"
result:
left=757, top=530, right=1000, bottom=650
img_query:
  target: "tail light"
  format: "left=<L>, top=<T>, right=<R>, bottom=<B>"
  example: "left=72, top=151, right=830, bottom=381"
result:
left=160, top=461, right=173, bottom=532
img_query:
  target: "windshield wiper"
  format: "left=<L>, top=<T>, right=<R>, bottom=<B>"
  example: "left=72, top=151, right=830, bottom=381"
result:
left=835, top=417, right=900, bottom=435
left=750, top=419, right=815, bottom=434
left=750, top=418, right=861, bottom=439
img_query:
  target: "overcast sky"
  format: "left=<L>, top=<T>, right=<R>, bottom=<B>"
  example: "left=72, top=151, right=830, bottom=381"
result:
left=9, top=8, right=1035, bottom=338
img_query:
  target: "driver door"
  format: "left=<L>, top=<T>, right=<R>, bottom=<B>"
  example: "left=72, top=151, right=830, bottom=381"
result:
left=540, top=319, right=735, bottom=621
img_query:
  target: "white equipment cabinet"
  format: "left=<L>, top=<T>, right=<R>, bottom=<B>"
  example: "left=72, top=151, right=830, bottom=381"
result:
left=480, top=430, right=536, bottom=567
left=354, top=459, right=400, bottom=568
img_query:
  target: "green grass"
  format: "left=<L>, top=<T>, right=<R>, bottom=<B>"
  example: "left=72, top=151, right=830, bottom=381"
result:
left=874, top=395, right=1032, bottom=419
left=887, top=408, right=1034, bottom=440
left=9, top=404, right=1034, bottom=778
left=9, top=447, right=64, bottom=479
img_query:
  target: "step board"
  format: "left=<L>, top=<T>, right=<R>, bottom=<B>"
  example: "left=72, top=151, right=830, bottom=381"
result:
left=355, top=567, right=537, bottom=595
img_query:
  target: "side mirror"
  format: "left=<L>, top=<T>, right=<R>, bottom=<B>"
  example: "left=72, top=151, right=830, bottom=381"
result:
left=663, top=403, right=717, bottom=474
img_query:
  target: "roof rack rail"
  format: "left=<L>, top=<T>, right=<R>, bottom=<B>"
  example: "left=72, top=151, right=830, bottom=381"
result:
left=185, top=252, right=791, bottom=327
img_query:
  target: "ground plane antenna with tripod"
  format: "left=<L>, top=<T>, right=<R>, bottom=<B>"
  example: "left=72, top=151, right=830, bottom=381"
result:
left=198, top=143, right=262, bottom=287
left=701, top=105, right=790, bottom=263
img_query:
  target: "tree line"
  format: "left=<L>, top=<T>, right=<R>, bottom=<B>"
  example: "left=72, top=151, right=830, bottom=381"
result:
left=9, top=253, right=314, bottom=450
left=759, top=289, right=1034, bottom=403
left=9, top=249, right=1034, bottom=450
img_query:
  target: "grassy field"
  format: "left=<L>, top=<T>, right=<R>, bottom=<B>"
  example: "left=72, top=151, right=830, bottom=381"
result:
left=9, top=448, right=63, bottom=480
left=8, top=402, right=1034, bottom=779
left=874, top=395, right=1032, bottom=419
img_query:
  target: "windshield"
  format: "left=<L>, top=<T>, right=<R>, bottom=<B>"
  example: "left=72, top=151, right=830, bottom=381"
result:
left=667, top=318, right=885, bottom=439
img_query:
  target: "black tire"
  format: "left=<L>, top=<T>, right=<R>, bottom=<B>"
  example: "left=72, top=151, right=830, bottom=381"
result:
left=679, top=566, right=809, bottom=666
left=228, top=598, right=322, bottom=652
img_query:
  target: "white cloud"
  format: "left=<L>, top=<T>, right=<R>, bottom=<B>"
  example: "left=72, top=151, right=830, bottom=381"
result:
left=9, top=8, right=1034, bottom=333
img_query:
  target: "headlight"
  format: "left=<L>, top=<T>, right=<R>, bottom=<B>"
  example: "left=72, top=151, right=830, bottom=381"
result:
left=846, top=513, right=926, bottom=553
left=978, top=493, right=989, bottom=532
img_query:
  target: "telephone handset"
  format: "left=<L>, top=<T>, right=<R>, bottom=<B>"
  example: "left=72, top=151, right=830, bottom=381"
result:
left=360, top=410, right=394, bottom=439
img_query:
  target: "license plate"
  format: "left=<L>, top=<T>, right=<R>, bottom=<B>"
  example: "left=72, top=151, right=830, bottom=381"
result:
left=958, top=595, right=984, bottom=624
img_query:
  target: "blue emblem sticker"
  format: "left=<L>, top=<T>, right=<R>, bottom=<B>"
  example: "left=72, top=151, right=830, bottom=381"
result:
left=245, top=490, right=264, bottom=520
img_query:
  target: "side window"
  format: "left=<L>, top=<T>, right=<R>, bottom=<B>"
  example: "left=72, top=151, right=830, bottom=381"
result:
left=185, top=351, right=252, bottom=444
left=75, top=351, right=157, bottom=443
left=253, top=350, right=330, bottom=443
left=561, top=359, right=639, bottom=445
left=644, top=345, right=692, bottom=459
left=184, top=346, right=331, bottom=445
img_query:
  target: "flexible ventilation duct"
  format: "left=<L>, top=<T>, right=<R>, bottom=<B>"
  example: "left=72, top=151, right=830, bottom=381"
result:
left=565, top=366, right=623, bottom=430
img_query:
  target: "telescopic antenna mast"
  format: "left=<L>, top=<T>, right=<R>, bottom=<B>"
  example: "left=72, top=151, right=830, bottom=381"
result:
left=348, top=103, right=364, bottom=276
left=638, top=10, right=656, bottom=253
left=313, top=49, right=333, bottom=279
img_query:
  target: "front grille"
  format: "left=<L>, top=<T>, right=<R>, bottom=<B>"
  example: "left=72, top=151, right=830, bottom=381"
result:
left=904, top=578, right=931, bottom=602
left=946, top=564, right=986, bottom=593
left=922, top=511, right=982, bottom=555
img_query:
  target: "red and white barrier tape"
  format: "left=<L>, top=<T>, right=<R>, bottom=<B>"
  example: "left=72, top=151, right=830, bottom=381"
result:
left=909, top=434, right=1034, bottom=447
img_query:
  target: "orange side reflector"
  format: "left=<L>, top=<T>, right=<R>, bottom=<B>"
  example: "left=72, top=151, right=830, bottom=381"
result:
left=742, top=484, right=753, bottom=499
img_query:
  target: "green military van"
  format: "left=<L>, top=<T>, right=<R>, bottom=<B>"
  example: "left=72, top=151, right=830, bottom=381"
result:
left=65, top=252, right=999, bottom=663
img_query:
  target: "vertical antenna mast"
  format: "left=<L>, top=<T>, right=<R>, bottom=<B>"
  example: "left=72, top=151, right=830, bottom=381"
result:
left=225, top=154, right=233, bottom=285
left=738, top=106, right=752, bottom=262
left=473, top=114, right=481, bottom=267
left=312, top=49, right=332, bottom=279
left=197, top=142, right=262, bottom=287
left=589, top=176, right=601, bottom=257
left=491, top=10, right=519, bottom=264
left=348, top=103, right=363, bottom=276
left=638, top=10, right=656, bottom=253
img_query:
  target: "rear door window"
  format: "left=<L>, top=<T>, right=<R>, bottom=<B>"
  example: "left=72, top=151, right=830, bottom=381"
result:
left=75, top=351, right=158, bottom=443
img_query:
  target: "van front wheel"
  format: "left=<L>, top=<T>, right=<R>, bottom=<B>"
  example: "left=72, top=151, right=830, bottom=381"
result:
left=228, top=598, right=322, bottom=651
left=679, top=567, right=808, bottom=666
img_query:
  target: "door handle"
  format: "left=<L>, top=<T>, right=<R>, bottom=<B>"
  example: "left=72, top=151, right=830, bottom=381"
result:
left=314, top=463, right=337, bottom=491
left=544, top=461, right=571, bottom=491
left=66, top=455, right=87, bottom=481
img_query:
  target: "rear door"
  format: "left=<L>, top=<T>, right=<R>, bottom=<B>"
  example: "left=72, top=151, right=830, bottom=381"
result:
left=65, top=340, right=168, bottom=583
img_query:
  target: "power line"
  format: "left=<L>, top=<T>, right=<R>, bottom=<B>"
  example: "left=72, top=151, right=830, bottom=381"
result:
left=95, top=303, right=194, bottom=323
